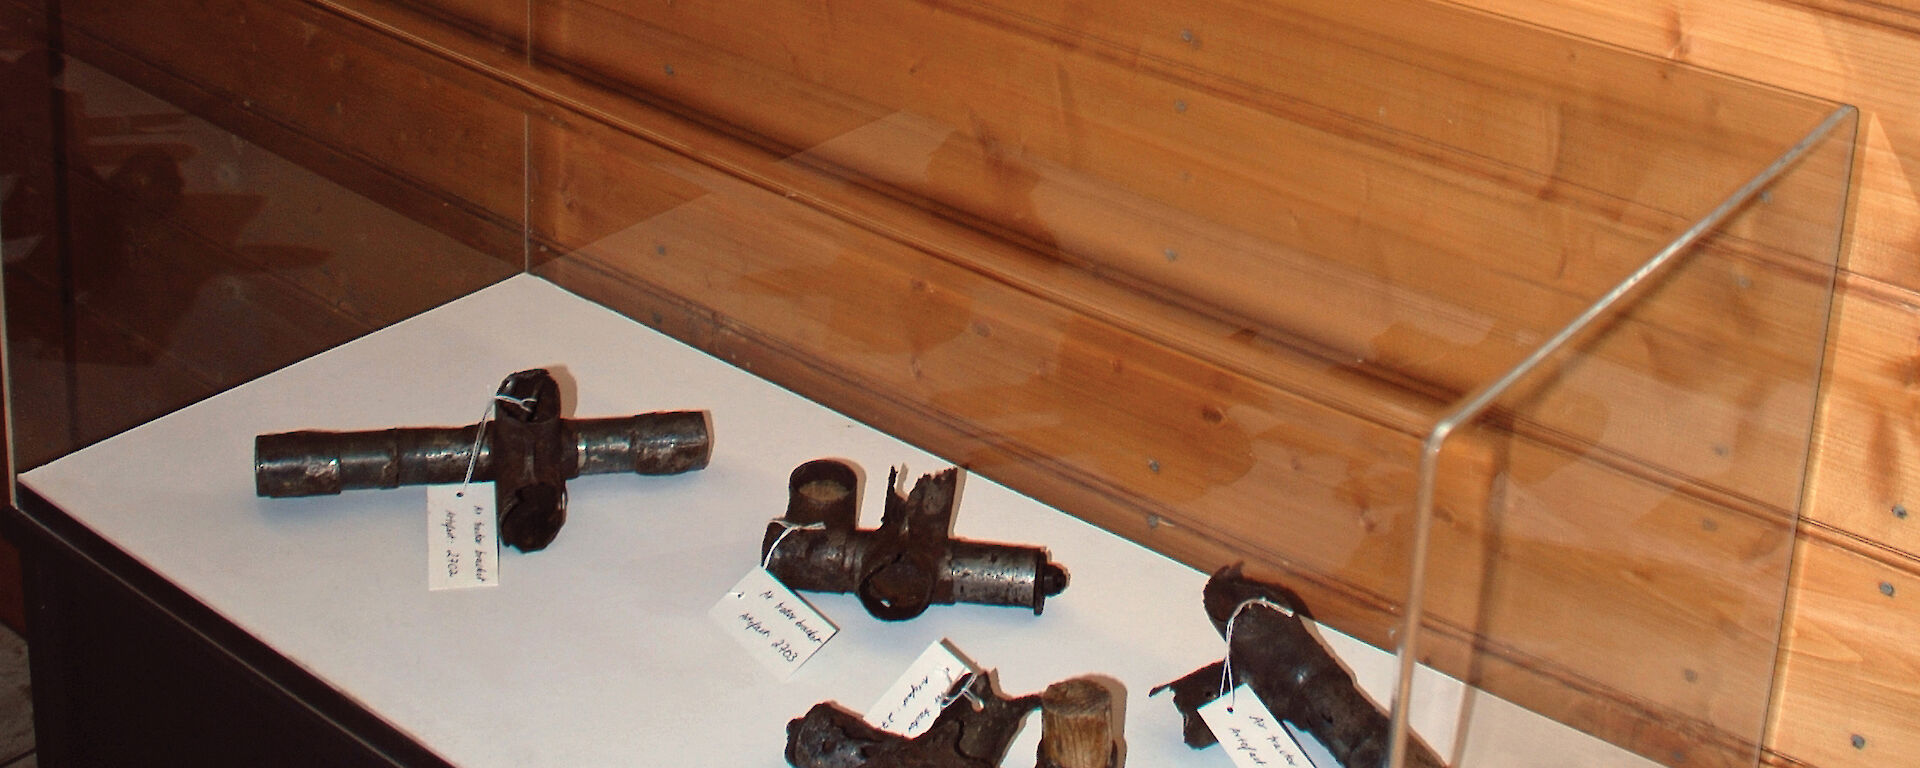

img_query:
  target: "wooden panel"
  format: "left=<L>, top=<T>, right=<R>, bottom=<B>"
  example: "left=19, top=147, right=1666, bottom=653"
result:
left=517, top=0, right=1852, bottom=533
left=1772, top=531, right=1920, bottom=768
left=405, top=0, right=526, bottom=43
left=1443, top=0, right=1920, bottom=291
left=526, top=0, right=1839, bottom=389
left=1805, top=275, right=1920, bottom=554
left=61, top=0, right=530, bottom=260
left=46, top=52, right=518, bottom=330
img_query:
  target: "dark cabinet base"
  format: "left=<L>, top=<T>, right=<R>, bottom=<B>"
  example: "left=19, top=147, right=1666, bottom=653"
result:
left=4, top=488, right=448, bottom=768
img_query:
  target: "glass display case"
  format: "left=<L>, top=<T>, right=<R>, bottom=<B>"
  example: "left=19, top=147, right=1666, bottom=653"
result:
left=0, top=0, right=1856, bottom=766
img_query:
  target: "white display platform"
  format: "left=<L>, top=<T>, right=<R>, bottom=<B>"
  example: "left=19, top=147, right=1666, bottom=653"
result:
left=20, top=275, right=1650, bottom=767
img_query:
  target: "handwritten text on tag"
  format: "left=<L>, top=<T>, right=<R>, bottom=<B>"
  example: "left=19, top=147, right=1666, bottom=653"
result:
left=1198, top=684, right=1318, bottom=768
left=708, top=568, right=837, bottom=680
left=865, top=639, right=977, bottom=738
left=427, top=484, right=499, bottom=590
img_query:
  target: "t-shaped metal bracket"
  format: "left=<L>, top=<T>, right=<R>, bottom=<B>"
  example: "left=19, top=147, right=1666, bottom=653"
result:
left=761, top=459, right=1067, bottom=621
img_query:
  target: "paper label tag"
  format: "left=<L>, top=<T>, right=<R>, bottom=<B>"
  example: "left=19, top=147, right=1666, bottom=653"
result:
left=1199, top=685, right=1318, bottom=768
left=708, top=568, right=838, bottom=680
left=427, top=484, right=500, bottom=590
left=865, top=639, right=978, bottom=738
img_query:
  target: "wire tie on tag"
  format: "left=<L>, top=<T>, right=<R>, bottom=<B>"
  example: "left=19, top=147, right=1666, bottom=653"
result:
left=1217, top=597, right=1293, bottom=712
left=936, top=671, right=983, bottom=712
left=762, top=519, right=827, bottom=571
left=457, top=392, right=540, bottom=498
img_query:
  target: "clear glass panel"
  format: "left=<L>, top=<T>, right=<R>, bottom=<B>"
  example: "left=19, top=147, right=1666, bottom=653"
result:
left=509, top=1, right=1852, bottom=765
left=1, top=0, right=525, bottom=471
left=0, top=0, right=1856, bottom=765
left=1400, top=108, right=1858, bottom=766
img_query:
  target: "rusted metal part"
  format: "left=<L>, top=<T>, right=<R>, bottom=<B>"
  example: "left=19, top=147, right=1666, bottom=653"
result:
left=1152, top=564, right=1448, bottom=768
left=785, top=673, right=1040, bottom=768
left=254, top=369, right=712, bottom=552
left=1037, top=677, right=1118, bottom=768
left=486, top=369, right=568, bottom=552
left=761, top=459, right=1068, bottom=620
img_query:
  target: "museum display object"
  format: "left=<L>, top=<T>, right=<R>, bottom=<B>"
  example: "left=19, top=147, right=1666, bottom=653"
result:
left=762, top=458, right=1068, bottom=620
left=786, top=671, right=1037, bottom=768
left=787, top=672, right=1118, bottom=768
left=1157, top=565, right=1446, bottom=768
left=255, top=368, right=712, bottom=551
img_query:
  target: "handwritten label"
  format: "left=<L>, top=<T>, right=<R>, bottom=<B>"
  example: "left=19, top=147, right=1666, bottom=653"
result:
left=426, top=484, right=499, bottom=591
left=708, top=568, right=837, bottom=680
left=865, top=639, right=977, bottom=738
left=1199, top=685, right=1319, bottom=768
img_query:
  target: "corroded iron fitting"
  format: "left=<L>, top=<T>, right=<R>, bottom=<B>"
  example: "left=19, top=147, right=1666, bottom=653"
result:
left=761, top=459, right=1068, bottom=621
left=1153, top=565, right=1448, bottom=768
left=785, top=672, right=1040, bottom=768
left=254, top=369, right=711, bottom=552
left=784, top=673, right=1122, bottom=768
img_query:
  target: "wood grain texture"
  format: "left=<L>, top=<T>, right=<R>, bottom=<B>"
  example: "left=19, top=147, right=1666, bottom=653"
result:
left=60, top=0, right=531, bottom=260
left=526, top=0, right=1841, bottom=391
left=1805, top=275, right=1920, bottom=553
left=515, top=0, right=1858, bottom=537
left=1771, top=529, right=1920, bottom=768
left=1444, top=0, right=1920, bottom=291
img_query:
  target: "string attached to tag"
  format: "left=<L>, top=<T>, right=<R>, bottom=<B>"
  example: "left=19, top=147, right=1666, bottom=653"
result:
left=427, top=383, right=534, bottom=592
left=1218, top=597, right=1293, bottom=712
left=457, top=392, right=540, bottom=498
left=726, top=520, right=830, bottom=599
left=763, top=519, right=827, bottom=570
left=936, top=670, right=984, bottom=712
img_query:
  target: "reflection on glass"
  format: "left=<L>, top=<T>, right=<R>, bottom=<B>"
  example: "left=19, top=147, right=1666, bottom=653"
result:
left=2, top=2, right=521, bottom=468
left=0, top=1, right=1857, bottom=765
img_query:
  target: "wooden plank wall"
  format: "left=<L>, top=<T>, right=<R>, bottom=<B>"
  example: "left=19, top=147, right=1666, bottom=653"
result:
left=1, top=1, right=1914, bottom=767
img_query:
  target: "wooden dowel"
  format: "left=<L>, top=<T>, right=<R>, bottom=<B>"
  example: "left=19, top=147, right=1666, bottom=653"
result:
left=1038, top=677, right=1116, bottom=768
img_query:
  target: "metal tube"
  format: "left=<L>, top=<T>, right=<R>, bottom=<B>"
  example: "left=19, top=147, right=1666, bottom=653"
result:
left=254, top=411, right=712, bottom=498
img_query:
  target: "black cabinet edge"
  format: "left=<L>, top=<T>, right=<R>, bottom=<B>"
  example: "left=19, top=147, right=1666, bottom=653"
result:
left=5, top=485, right=457, bottom=768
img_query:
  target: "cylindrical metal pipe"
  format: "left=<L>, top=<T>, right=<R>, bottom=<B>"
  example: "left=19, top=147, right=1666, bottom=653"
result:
left=254, top=411, right=712, bottom=498
left=780, top=458, right=860, bottom=528
left=573, top=412, right=712, bottom=476
left=944, top=540, right=1066, bottom=615
left=763, top=529, right=1067, bottom=616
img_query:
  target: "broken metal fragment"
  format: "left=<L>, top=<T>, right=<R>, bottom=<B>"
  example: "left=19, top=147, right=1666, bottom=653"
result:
left=787, top=672, right=1122, bottom=768
left=786, top=672, right=1039, bottom=768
